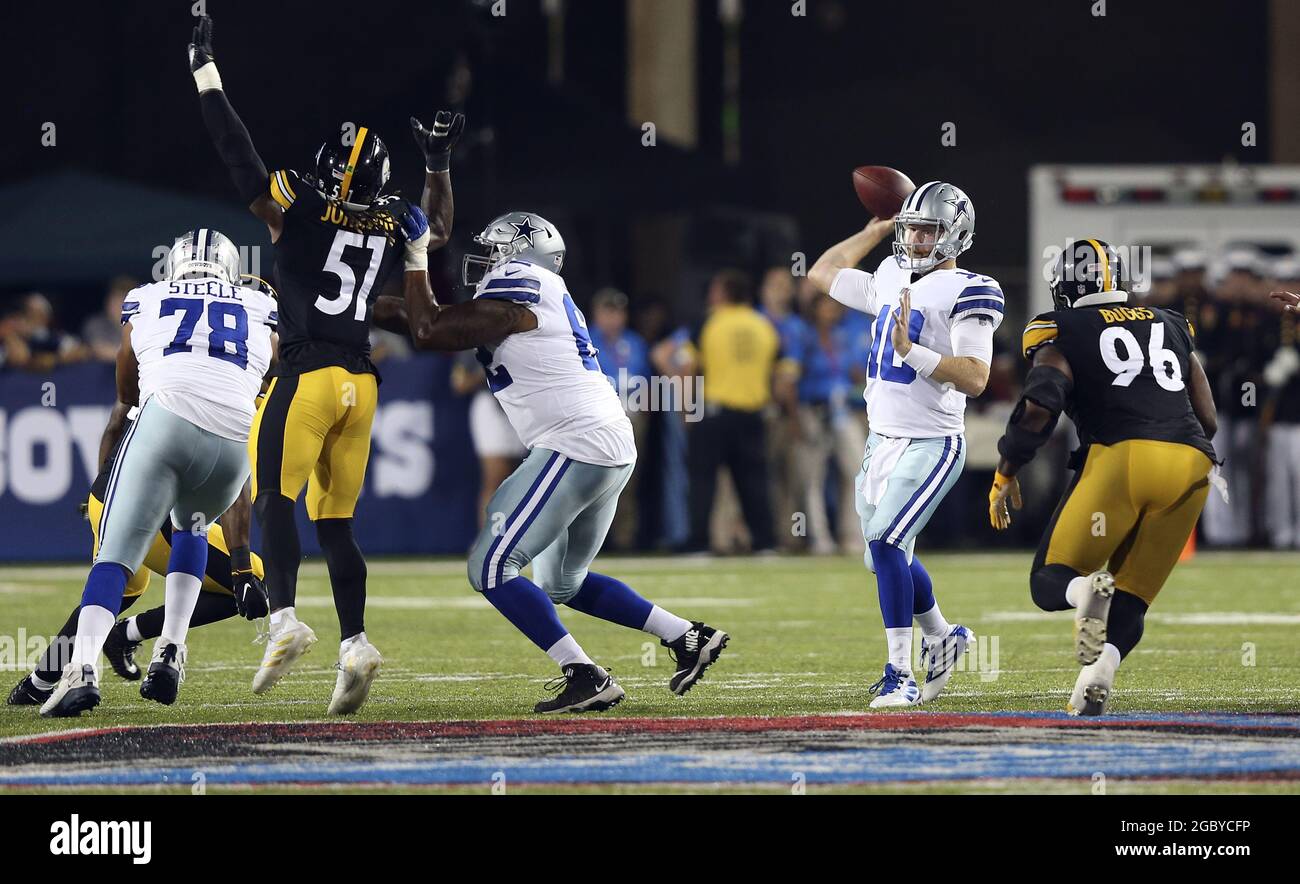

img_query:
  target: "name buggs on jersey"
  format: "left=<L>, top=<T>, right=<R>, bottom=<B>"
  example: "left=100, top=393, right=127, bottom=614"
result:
left=829, top=255, right=1004, bottom=438
left=473, top=261, right=636, bottom=467
left=123, top=278, right=275, bottom=442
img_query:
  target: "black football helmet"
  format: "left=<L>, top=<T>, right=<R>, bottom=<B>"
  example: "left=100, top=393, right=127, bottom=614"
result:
left=1050, top=238, right=1126, bottom=309
left=309, top=125, right=391, bottom=208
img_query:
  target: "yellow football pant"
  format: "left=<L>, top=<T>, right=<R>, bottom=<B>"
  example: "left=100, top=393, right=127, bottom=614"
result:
left=1041, top=439, right=1212, bottom=604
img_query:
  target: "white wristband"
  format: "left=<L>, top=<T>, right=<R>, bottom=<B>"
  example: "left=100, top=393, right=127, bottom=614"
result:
left=192, top=62, right=223, bottom=93
left=403, top=232, right=430, bottom=271
left=902, top=344, right=942, bottom=378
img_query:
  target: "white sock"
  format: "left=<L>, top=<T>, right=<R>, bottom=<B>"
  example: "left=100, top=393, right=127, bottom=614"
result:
left=914, top=602, right=951, bottom=640
left=1065, top=575, right=1090, bottom=609
left=341, top=631, right=368, bottom=652
left=545, top=634, right=594, bottom=668
left=886, top=627, right=913, bottom=673
left=1100, top=642, right=1122, bottom=671
left=30, top=672, right=56, bottom=691
left=643, top=605, right=691, bottom=642
left=161, top=572, right=202, bottom=645
left=270, top=606, right=296, bottom=629
left=70, top=605, right=116, bottom=670
left=124, top=616, right=143, bottom=642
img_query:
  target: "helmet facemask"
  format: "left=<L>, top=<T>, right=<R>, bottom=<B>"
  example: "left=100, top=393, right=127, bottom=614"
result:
left=893, top=215, right=958, bottom=272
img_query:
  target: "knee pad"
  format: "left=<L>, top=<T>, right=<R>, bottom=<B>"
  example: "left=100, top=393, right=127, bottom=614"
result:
left=1030, top=563, right=1079, bottom=612
left=254, top=493, right=294, bottom=525
left=315, top=518, right=366, bottom=578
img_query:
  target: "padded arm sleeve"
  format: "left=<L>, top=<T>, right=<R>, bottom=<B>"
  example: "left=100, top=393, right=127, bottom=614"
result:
left=828, top=268, right=877, bottom=316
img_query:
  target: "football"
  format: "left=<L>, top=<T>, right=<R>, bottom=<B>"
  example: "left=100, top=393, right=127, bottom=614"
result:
left=852, top=165, right=915, bottom=219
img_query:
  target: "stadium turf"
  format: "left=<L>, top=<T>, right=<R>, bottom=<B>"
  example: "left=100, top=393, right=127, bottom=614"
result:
left=2, top=552, right=1298, bottom=793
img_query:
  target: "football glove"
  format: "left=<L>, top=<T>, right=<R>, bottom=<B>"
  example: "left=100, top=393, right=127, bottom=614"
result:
left=988, top=470, right=1022, bottom=531
left=229, top=546, right=269, bottom=620
left=410, top=111, right=466, bottom=173
left=188, top=15, right=223, bottom=91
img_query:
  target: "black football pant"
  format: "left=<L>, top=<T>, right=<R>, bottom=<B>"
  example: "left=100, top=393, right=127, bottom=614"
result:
left=687, top=407, right=775, bottom=551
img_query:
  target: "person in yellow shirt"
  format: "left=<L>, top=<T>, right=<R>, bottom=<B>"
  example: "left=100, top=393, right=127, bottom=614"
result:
left=665, top=270, right=796, bottom=553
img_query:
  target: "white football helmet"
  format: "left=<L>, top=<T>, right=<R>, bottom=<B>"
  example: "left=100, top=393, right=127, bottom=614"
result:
left=893, top=182, right=975, bottom=273
left=165, top=228, right=241, bottom=284
left=463, top=211, right=565, bottom=285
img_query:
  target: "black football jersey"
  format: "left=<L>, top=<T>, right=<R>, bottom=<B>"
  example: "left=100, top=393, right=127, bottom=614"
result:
left=267, top=169, right=411, bottom=376
left=1022, top=298, right=1215, bottom=461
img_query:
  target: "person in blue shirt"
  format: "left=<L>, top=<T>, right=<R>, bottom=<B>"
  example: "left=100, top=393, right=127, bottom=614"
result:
left=589, top=288, right=651, bottom=549
left=786, top=292, right=869, bottom=554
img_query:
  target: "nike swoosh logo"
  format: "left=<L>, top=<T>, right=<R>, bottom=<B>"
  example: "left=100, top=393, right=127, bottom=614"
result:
left=595, top=677, right=611, bottom=691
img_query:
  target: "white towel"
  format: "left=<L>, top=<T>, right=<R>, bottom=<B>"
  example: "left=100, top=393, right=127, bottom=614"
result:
left=857, top=436, right=910, bottom=507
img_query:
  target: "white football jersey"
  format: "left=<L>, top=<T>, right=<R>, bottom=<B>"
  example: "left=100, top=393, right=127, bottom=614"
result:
left=123, top=277, right=276, bottom=442
left=830, top=256, right=1003, bottom=438
left=474, top=260, right=635, bottom=466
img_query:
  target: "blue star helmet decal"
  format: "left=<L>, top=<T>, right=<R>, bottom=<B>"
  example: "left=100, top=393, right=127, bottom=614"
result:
left=945, top=196, right=969, bottom=221
left=509, top=216, right=543, bottom=246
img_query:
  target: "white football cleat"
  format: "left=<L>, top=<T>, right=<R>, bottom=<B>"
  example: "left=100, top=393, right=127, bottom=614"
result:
left=1074, top=570, right=1115, bottom=665
left=920, top=625, right=974, bottom=703
left=1068, top=653, right=1118, bottom=716
left=327, top=636, right=383, bottom=715
left=252, top=614, right=318, bottom=694
left=40, top=663, right=101, bottom=718
left=868, top=663, right=921, bottom=709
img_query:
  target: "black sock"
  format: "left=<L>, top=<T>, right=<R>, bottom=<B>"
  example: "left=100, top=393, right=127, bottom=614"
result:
left=1030, top=563, right=1080, bottom=611
left=129, top=592, right=239, bottom=641
left=33, top=594, right=140, bottom=683
left=256, top=493, right=302, bottom=610
left=316, top=518, right=367, bottom=641
left=1107, top=590, right=1148, bottom=659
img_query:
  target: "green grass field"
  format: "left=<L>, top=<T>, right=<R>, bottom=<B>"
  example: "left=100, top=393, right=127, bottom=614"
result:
left=4, top=550, right=1299, bottom=736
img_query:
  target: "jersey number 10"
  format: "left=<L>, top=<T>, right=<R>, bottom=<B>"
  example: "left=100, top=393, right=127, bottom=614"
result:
left=867, top=309, right=925, bottom=385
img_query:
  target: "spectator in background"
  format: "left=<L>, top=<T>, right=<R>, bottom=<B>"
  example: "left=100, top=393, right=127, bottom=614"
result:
left=1262, top=258, right=1300, bottom=549
left=786, top=292, right=868, bottom=554
left=450, top=350, right=527, bottom=529
left=662, top=269, right=790, bottom=554
left=642, top=296, right=692, bottom=549
left=759, top=267, right=809, bottom=549
left=7, top=293, right=81, bottom=372
left=80, top=276, right=137, bottom=362
left=0, top=306, right=30, bottom=369
left=589, top=287, right=651, bottom=550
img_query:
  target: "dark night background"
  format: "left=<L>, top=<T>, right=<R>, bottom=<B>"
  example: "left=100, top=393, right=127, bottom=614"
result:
left=1, top=0, right=1271, bottom=323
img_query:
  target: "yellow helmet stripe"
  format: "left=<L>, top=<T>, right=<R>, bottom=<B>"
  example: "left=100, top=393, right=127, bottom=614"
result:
left=1086, top=238, right=1111, bottom=291
left=338, top=126, right=369, bottom=203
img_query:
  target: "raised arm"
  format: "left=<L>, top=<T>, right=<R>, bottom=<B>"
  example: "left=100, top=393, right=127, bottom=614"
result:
left=410, top=112, right=465, bottom=253
left=808, top=216, right=895, bottom=299
left=188, top=15, right=283, bottom=240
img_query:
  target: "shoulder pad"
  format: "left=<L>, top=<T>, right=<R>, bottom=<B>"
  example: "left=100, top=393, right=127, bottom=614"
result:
left=1022, top=311, right=1060, bottom=359
left=269, top=169, right=302, bottom=210
left=478, top=265, right=543, bottom=304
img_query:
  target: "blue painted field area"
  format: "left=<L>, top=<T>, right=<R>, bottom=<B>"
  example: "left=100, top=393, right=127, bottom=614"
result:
left=3, top=712, right=1297, bottom=790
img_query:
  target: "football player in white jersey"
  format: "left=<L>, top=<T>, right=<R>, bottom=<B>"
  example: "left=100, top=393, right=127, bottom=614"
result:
left=809, top=181, right=1002, bottom=708
left=42, top=229, right=276, bottom=717
left=397, top=209, right=729, bottom=712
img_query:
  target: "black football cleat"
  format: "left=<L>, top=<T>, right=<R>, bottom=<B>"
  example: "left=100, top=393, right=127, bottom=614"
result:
left=103, top=621, right=142, bottom=681
left=534, top=664, right=625, bottom=714
left=664, top=622, right=729, bottom=696
left=7, top=675, right=52, bottom=706
left=39, top=665, right=101, bottom=718
left=139, top=642, right=186, bottom=706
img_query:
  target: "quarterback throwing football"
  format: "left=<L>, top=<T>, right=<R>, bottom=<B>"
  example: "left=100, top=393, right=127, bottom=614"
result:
left=810, top=181, right=1000, bottom=707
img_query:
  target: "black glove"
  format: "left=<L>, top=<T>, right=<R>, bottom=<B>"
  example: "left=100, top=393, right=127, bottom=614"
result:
left=229, top=546, right=269, bottom=620
left=189, top=15, right=216, bottom=72
left=410, top=111, right=465, bottom=173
